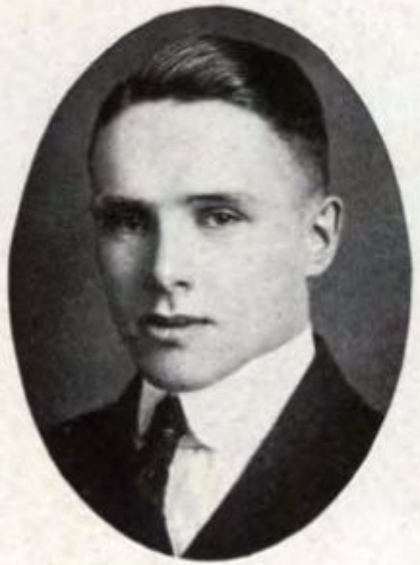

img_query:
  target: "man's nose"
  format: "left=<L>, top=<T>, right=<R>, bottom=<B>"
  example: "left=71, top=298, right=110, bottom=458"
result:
left=149, top=218, right=193, bottom=293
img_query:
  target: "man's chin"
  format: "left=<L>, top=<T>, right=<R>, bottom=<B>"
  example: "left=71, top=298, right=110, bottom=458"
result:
left=134, top=354, right=226, bottom=393
left=141, top=373, right=204, bottom=393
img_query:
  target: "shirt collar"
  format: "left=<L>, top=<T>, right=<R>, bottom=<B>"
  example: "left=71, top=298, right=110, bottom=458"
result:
left=138, top=327, right=315, bottom=454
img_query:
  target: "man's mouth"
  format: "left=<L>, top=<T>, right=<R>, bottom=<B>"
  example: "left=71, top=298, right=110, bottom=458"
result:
left=138, top=313, right=213, bottom=342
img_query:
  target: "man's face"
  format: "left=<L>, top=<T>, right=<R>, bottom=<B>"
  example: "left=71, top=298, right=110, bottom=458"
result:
left=91, top=100, right=323, bottom=392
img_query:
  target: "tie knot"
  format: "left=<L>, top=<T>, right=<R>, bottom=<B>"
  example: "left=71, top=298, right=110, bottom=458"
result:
left=148, top=395, right=187, bottom=443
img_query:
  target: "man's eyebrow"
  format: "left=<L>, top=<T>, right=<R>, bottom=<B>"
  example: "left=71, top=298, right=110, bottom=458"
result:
left=90, top=195, right=152, bottom=214
left=185, top=192, right=257, bottom=207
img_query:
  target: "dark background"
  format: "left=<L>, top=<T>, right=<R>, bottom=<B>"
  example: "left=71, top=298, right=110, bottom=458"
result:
left=10, top=6, right=411, bottom=428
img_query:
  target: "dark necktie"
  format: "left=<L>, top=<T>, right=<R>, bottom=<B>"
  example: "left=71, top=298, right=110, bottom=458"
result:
left=136, top=395, right=187, bottom=511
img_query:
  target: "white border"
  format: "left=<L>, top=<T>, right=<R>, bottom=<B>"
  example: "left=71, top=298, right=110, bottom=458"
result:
left=1, top=1, right=419, bottom=563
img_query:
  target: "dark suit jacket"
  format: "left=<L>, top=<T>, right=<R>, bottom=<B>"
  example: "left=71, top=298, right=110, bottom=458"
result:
left=43, top=337, right=382, bottom=560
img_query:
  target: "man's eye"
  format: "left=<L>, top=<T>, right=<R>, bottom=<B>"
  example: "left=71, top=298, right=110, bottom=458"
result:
left=95, top=209, right=151, bottom=234
left=199, top=209, right=243, bottom=228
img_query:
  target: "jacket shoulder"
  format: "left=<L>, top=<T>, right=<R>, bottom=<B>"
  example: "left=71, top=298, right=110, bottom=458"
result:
left=41, top=378, right=141, bottom=492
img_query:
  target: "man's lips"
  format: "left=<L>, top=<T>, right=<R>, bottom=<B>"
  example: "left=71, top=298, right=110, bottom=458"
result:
left=140, top=313, right=213, bottom=327
left=138, top=313, right=213, bottom=331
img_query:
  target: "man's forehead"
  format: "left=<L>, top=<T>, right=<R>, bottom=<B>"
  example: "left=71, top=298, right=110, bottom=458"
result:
left=91, top=99, right=314, bottom=207
left=95, top=99, right=282, bottom=157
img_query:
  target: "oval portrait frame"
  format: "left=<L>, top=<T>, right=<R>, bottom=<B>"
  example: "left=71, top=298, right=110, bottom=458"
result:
left=9, top=4, right=411, bottom=561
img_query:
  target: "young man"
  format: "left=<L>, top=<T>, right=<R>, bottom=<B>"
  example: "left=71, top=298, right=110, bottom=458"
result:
left=46, top=35, right=382, bottom=559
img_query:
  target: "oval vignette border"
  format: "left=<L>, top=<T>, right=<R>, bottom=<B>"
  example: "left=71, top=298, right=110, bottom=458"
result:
left=6, top=2, right=413, bottom=563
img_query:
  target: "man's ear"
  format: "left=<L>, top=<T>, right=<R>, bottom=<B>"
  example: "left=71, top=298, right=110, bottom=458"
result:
left=305, top=194, right=343, bottom=277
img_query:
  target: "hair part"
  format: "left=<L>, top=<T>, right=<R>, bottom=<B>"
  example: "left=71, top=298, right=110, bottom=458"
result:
left=90, top=35, right=330, bottom=190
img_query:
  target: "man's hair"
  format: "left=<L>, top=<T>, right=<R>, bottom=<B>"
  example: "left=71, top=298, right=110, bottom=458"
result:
left=90, top=35, right=329, bottom=189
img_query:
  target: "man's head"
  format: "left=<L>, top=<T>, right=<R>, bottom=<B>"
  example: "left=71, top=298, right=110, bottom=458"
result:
left=89, top=35, right=342, bottom=392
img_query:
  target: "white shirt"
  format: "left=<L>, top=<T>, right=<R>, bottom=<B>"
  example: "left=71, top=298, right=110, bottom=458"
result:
left=137, top=328, right=315, bottom=556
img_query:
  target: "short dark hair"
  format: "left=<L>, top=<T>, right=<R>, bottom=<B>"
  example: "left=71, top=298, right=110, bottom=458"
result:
left=90, top=35, right=329, bottom=189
